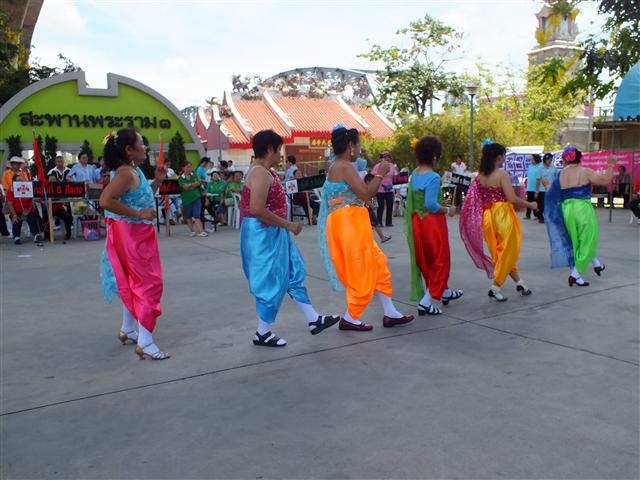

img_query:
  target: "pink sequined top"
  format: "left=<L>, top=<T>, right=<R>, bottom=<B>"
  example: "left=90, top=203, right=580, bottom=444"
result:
left=477, top=182, right=507, bottom=210
left=240, top=168, right=288, bottom=219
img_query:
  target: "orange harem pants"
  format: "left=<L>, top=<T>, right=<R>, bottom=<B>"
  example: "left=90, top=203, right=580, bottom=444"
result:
left=482, top=201, right=521, bottom=286
left=326, top=205, right=392, bottom=319
left=412, top=212, right=450, bottom=300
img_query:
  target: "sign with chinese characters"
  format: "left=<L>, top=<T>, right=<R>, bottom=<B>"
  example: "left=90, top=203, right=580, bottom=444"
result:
left=309, top=138, right=331, bottom=149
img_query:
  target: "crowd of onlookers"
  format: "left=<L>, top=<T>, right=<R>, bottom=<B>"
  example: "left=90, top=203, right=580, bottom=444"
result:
left=2, top=149, right=638, bottom=245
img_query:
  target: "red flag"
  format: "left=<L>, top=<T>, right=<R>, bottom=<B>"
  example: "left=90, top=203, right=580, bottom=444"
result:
left=33, top=134, right=47, bottom=185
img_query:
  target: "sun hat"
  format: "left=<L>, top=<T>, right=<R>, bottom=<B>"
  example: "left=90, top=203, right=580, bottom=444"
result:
left=9, top=156, right=25, bottom=164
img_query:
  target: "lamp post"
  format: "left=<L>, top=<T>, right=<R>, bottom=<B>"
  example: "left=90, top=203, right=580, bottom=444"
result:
left=466, top=84, right=478, bottom=167
left=215, top=118, right=223, bottom=163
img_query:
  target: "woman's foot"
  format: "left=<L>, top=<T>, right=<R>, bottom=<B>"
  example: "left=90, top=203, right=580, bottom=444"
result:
left=253, top=331, right=287, bottom=347
left=134, top=343, right=171, bottom=360
left=338, top=319, right=373, bottom=331
left=488, top=288, right=507, bottom=302
left=382, top=314, right=414, bottom=327
left=381, top=235, right=392, bottom=243
left=441, top=289, right=463, bottom=306
left=308, top=315, right=341, bottom=335
left=568, top=275, right=589, bottom=287
left=417, top=303, right=442, bottom=315
left=197, top=231, right=208, bottom=237
left=189, top=231, right=196, bottom=237
left=516, top=284, right=532, bottom=296
left=593, top=264, right=605, bottom=276
left=117, top=330, right=138, bottom=345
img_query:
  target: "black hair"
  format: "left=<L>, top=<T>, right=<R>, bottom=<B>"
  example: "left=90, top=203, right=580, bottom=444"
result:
left=478, top=142, right=507, bottom=176
left=542, top=153, right=553, bottom=163
left=286, top=155, right=297, bottom=165
left=454, top=154, right=464, bottom=161
left=413, top=136, right=443, bottom=166
left=618, top=165, right=626, bottom=172
left=103, top=127, right=138, bottom=171
left=253, top=129, right=283, bottom=158
left=181, top=160, right=191, bottom=168
left=363, top=173, right=374, bottom=183
left=331, top=127, right=359, bottom=155
left=219, top=160, right=229, bottom=168
left=199, top=157, right=211, bottom=166
left=531, top=154, right=541, bottom=164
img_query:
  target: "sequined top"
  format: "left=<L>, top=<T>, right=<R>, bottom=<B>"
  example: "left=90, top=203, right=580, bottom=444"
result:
left=104, top=166, right=155, bottom=224
left=477, top=182, right=507, bottom=210
left=240, top=167, right=288, bottom=219
left=323, top=180, right=365, bottom=214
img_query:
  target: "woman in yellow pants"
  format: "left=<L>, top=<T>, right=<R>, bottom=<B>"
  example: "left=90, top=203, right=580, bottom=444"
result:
left=460, top=142, right=538, bottom=302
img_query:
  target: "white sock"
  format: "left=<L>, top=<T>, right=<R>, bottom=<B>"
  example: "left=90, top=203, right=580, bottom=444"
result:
left=516, top=279, right=527, bottom=287
left=419, top=291, right=432, bottom=306
left=491, top=284, right=501, bottom=292
left=342, top=311, right=361, bottom=325
left=570, top=267, right=581, bottom=279
left=138, top=323, right=155, bottom=351
left=376, top=291, right=402, bottom=318
left=294, top=300, right=319, bottom=323
left=591, top=257, right=602, bottom=268
left=121, top=307, right=137, bottom=333
left=257, top=318, right=271, bottom=335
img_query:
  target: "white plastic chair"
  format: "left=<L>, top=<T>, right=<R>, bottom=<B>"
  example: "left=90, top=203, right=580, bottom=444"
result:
left=230, top=192, right=241, bottom=229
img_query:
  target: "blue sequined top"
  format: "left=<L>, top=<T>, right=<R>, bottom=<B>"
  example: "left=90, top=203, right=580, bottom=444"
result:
left=104, top=166, right=155, bottom=224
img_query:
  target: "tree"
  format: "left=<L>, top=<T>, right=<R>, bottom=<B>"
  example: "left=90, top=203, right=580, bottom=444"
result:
left=44, top=135, right=58, bottom=170
left=0, top=12, right=80, bottom=106
left=552, top=0, right=640, bottom=99
left=358, top=14, right=465, bottom=118
left=168, top=132, right=186, bottom=172
left=5, top=134, right=22, bottom=157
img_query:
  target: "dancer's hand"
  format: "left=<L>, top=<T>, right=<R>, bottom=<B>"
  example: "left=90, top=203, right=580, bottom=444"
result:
left=155, top=164, right=168, bottom=182
left=529, top=201, right=539, bottom=211
left=377, top=161, right=390, bottom=177
left=138, top=208, right=156, bottom=220
left=288, top=221, right=302, bottom=235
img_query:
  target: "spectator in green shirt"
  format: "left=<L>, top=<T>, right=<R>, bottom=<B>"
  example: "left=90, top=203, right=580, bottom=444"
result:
left=178, top=161, right=207, bottom=237
left=224, top=170, right=244, bottom=206
left=205, top=170, right=227, bottom=226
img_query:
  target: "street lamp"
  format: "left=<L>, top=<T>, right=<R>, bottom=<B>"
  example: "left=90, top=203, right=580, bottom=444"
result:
left=466, top=84, right=478, bottom=167
left=215, top=117, right=223, bottom=163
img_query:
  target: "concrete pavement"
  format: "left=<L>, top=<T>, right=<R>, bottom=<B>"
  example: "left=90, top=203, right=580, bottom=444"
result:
left=1, top=208, right=638, bottom=479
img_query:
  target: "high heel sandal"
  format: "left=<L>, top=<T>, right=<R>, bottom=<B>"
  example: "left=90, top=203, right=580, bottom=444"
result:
left=134, top=343, right=171, bottom=360
left=417, top=303, right=442, bottom=316
left=593, top=264, right=605, bottom=276
left=488, top=289, right=507, bottom=302
left=568, top=276, right=589, bottom=287
left=117, top=330, right=138, bottom=345
left=441, top=289, right=463, bottom=306
left=516, top=285, right=532, bottom=296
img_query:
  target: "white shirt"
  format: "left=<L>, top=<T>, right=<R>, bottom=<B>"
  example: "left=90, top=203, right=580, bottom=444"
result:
left=451, top=162, right=467, bottom=174
left=68, top=163, right=95, bottom=182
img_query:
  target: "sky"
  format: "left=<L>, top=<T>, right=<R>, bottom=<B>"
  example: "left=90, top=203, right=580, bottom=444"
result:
left=30, top=0, right=604, bottom=110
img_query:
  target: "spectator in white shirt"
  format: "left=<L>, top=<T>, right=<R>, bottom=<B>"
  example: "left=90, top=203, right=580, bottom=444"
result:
left=451, top=154, right=467, bottom=174
left=285, top=155, right=298, bottom=181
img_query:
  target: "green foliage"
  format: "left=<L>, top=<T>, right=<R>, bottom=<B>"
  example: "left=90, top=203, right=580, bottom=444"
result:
left=0, top=12, right=81, bottom=106
left=168, top=132, right=186, bottom=171
left=44, top=135, right=58, bottom=170
left=5, top=134, right=22, bottom=157
left=557, top=0, right=640, bottom=99
left=80, top=140, right=93, bottom=163
left=138, top=135, right=155, bottom=179
left=358, top=14, right=464, bottom=117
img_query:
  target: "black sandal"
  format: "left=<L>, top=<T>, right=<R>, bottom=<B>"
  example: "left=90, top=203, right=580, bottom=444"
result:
left=253, top=331, right=287, bottom=347
left=309, top=315, right=341, bottom=335
left=417, top=303, right=442, bottom=316
left=441, top=289, right=463, bottom=306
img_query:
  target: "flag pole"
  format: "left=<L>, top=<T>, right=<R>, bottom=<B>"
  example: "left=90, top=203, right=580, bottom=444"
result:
left=33, top=129, right=54, bottom=243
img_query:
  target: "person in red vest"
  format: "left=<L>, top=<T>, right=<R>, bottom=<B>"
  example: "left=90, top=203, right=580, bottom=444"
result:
left=5, top=170, right=44, bottom=245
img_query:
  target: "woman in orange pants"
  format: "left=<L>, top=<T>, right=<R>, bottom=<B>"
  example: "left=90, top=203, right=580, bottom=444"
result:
left=318, top=125, right=413, bottom=331
left=459, top=142, right=538, bottom=302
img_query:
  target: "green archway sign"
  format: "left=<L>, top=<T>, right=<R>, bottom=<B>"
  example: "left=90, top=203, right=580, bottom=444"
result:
left=0, top=71, right=203, bottom=165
